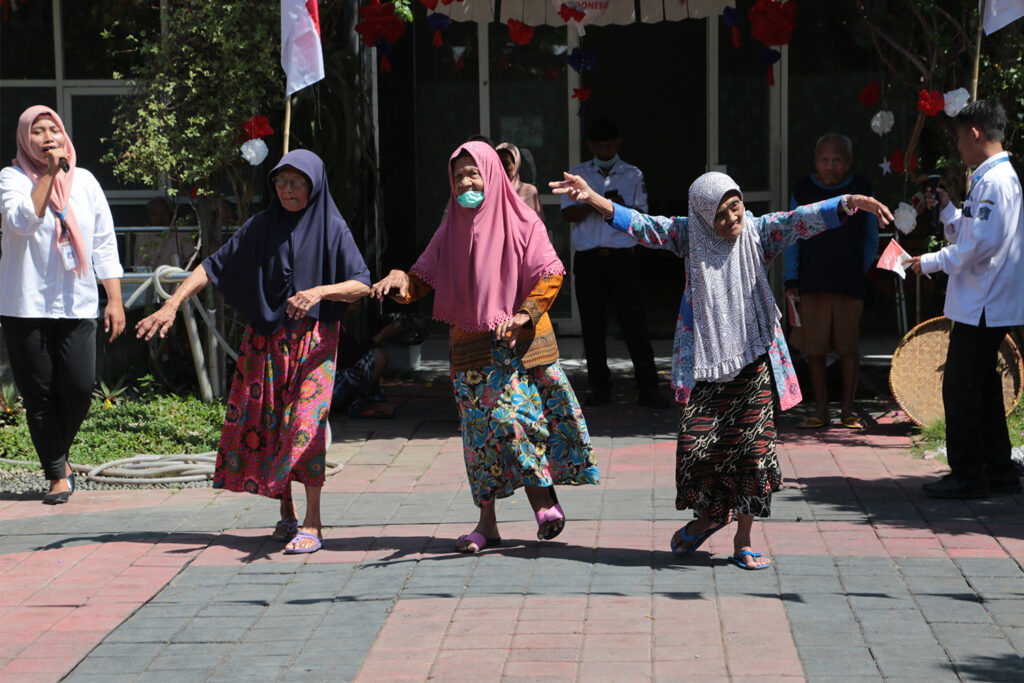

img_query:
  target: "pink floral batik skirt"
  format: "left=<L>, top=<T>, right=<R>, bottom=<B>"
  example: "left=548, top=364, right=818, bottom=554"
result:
left=213, top=317, right=339, bottom=499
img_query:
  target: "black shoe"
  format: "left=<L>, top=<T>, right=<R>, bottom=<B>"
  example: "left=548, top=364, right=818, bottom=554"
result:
left=638, top=389, right=671, bottom=409
left=921, top=474, right=990, bottom=499
left=42, top=491, right=70, bottom=505
left=584, top=389, right=611, bottom=407
left=988, top=477, right=1022, bottom=495
left=67, top=471, right=75, bottom=495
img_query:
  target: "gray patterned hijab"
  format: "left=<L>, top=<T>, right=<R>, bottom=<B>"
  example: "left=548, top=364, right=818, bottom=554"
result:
left=687, top=172, right=780, bottom=382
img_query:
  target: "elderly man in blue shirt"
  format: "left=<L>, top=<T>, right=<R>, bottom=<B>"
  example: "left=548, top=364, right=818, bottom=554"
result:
left=907, top=100, right=1024, bottom=499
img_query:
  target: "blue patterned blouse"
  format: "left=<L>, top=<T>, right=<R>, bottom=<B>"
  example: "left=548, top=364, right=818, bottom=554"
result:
left=607, top=197, right=844, bottom=408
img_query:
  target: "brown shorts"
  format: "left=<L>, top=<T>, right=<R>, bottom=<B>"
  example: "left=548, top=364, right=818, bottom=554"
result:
left=791, top=292, right=862, bottom=356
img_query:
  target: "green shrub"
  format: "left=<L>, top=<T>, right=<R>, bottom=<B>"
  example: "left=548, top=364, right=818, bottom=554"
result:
left=0, top=391, right=225, bottom=467
left=913, top=401, right=1024, bottom=459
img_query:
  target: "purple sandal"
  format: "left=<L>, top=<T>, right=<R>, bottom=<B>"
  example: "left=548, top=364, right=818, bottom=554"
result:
left=283, top=531, right=322, bottom=554
left=455, top=531, right=502, bottom=554
left=536, top=504, right=566, bottom=541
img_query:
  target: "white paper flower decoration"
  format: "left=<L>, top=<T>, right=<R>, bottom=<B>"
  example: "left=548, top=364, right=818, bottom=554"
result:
left=240, top=138, right=268, bottom=166
left=943, top=88, right=970, bottom=117
left=893, top=202, right=918, bottom=235
left=870, top=110, right=895, bottom=136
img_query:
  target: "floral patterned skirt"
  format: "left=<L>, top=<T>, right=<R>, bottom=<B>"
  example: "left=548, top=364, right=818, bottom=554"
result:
left=454, top=342, right=599, bottom=506
left=675, top=355, right=781, bottom=522
left=213, top=318, right=339, bottom=499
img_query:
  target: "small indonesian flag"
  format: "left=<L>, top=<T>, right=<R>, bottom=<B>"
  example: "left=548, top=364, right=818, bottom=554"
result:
left=281, top=0, right=325, bottom=96
left=877, top=239, right=912, bottom=279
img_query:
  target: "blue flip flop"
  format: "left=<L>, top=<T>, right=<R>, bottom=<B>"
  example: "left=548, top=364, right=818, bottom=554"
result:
left=728, top=550, right=771, bottom=570
left=670, top=521, right=727, bottom=557
left=283, top=531, right=322, bottom=554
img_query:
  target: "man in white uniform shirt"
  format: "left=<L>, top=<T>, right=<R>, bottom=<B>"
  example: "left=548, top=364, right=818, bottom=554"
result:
left=561, top=118, right=667, bottom=408
left=908, top=100, right=1024, bottom=498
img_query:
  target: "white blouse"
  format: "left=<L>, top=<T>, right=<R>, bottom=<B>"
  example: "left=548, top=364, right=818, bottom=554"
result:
left=0, top=165, right=124, bottom=319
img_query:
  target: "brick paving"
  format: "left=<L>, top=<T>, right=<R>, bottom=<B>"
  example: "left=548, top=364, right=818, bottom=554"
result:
left=1, top=368, right=1022, bottom=682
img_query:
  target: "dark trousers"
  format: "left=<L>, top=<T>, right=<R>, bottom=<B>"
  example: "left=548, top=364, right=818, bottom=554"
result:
left=573, top=247, right=659, bottom=394
left=943, top=313, right=1015, bottom=483
left=1, top=317, right=96, bottom=480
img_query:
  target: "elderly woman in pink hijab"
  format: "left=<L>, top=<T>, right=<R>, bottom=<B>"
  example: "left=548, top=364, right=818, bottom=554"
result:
left=371, top=141, right=598, bottom=553
left=0, top=105, right=125, bottom=504
left=496, top=142, right=543, bottom=220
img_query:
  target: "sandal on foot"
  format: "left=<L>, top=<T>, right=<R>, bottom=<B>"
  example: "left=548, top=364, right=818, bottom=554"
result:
left=283, top=531, right=322, bottom=554
left=455, top=531, right=501, bottom=554
left=797, top=416, right=828, bottom=429
left=840, top=415, right=865, bottom=430
left=270, top=518, right=299, bottom=542
left=670, top=521, right=727, bottom=557
left=536, top=505, right=566, bottom=541
left=728, top=550, right=772, bottom=570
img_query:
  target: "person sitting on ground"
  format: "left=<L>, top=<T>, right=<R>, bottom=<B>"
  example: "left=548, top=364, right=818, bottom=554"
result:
left=371, top=141, right=599, bottom=554
left=551, top=170, right=892, bottom=570
left=784, top=134, right=879, bottom=430
left=331, top=298, right=398, bottom=419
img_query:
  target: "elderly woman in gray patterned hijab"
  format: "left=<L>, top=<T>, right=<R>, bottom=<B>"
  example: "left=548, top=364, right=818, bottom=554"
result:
left=552, top=170, right=891, bottom=570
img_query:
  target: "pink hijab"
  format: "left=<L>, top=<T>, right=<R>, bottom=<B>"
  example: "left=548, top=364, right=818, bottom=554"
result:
left=14, top=105, right=87, bottom=277
left=411, top=141, right=564, bottom=333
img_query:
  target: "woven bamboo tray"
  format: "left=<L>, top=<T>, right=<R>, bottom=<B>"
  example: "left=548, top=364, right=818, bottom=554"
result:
left=889, top=316, right=1023, bottom=427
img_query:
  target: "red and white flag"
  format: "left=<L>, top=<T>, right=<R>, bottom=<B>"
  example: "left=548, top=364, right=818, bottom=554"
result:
left=877, top=239, right=912, bottom=279
left=281, top=0, right=325, bottom=96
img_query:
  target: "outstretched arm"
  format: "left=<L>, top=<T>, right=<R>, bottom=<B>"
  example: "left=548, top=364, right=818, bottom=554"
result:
left=550, top=172, right=688, bottom=256
left=135, top=265, right=210, bottom=340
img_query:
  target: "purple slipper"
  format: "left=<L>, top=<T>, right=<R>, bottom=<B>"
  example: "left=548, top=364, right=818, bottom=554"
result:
left=283, top=531, right=322, bottom=554
left=535, top=504, right=565, bottom=541
left=456, top=531, right=501, bottom=553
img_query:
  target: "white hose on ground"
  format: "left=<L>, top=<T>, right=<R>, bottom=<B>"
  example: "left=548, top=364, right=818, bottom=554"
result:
left=0, top=424, right=341, bottom=484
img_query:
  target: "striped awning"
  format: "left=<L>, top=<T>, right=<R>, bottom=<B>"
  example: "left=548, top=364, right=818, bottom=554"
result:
left=430, top=1, right=735, bottom=26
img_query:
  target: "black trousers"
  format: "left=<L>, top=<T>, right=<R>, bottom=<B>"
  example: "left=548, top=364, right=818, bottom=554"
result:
left=1, top=317, right=96, bottom=480
left=573, top=247, right=659, bottom=394
left=943, top=313, right=1015, bottom=483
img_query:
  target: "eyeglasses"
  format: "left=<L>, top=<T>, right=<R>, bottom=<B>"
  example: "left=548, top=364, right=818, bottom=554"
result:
left=273, top=177, right=308, bottom=190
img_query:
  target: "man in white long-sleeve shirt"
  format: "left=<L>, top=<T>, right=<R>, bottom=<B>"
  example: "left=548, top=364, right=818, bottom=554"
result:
left=908, top=100, right=1024, bottom=498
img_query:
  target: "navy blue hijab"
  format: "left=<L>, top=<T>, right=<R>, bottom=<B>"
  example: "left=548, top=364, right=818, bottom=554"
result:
left=202, top=150, right=370, bottom=334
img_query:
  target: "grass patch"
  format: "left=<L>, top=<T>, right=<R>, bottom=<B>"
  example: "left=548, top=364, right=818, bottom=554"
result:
left=0, top=381, right=225, bottom=467
left=912, top=401, right=1024, bottom=459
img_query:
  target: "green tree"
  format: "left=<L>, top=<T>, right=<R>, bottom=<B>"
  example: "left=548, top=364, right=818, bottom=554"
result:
left=105, top=0, right=281, bottom=254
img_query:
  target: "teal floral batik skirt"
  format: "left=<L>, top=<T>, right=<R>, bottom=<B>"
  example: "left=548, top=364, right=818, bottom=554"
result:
left=453, top=342, right=599, bottom=506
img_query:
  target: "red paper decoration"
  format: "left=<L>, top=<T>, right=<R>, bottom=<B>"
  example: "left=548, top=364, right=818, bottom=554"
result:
left=572, top=86, right=591, bottom=102
left=748, top=0, right=797, bottom=46
left=355, top=1, right=406, bottom=48
left=859, top=82, right=880, bottom=108
left=419, top=0, right=438, bottom=9
left=917, top=89, right=945, bottom=117
left=242, top=115, right=274, bottom=141
left=508, top=18, right=534, bottom=45
left=890, top=148, right=918, bottom=174
left=558, top=3, right=586, bottom=23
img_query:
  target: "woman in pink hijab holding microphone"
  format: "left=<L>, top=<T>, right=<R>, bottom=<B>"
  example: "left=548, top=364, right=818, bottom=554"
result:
left=371, top=141, right=598, bottom=552
left=0, top=105, right=125, bottom=504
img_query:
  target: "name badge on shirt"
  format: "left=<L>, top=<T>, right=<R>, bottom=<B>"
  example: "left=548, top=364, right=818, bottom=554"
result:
left=58, top=239, right=77, bottom=271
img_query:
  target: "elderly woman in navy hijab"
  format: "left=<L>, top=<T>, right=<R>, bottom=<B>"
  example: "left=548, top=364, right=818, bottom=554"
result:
left=137, top=150, right=370, bottom=554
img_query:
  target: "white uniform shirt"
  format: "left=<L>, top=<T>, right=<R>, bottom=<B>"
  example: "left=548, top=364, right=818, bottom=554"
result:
left=920, top=151, right=1024, bottom=327
left=0, top=166, right=124, bottom=319
left=562, top=158, right=648, bottom=251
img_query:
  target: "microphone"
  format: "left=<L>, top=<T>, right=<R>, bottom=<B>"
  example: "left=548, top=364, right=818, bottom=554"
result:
left=43, top=145, right=69, bottom=173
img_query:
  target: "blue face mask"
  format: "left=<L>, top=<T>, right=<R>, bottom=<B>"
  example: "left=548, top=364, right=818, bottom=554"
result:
left=456, top=190, right=484, bottom=209
left=593, top=153, right=619, bottom=169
